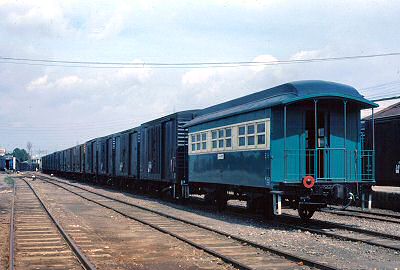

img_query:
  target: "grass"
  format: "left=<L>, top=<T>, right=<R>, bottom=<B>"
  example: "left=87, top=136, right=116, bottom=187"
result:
left=4, top=176, right=14, bottom=185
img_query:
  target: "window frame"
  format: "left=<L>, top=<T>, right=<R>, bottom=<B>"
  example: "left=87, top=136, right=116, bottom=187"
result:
left=189, top=118, right=270, bottom=154
left=190, top=131, right=208, bottom=153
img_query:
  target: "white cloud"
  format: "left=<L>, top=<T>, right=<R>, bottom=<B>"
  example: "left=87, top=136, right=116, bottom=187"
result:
left=87, top=2, right=135, bottom=40
left=26, top=74, right=82, bottom=91
left=290, top=49, right=326, bottom=60
left=1, top=0, right=76, bottom=37
left=250, top=54, right=279, bottom=73
left=182, top=68, right=220, bottom=86
left=115, top=60, right=153, bottom=83
left=27, top=75, right=48, bottom=91
left=214, top=0, right=274, bottom=10
left=55, top=75, right=82, bottom=88
left=1, top=0, right=400, bottom=153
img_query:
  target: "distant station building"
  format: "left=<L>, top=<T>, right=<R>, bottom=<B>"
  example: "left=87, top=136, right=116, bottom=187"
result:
left=0, top=147, right=41, bottom=171
left=363, top=101, right=400, bottom=186
left=0, top=154, right=17, bottom=171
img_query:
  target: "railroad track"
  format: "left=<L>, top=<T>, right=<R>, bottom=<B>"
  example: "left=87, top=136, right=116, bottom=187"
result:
left=41, top=174, right=400, bottom=253
left=190, top=189, right=400, bottom=252
left=36, top=174, right=340, bottom=270
left=195, top=199, right=400, bottom=253
left=9, top=178, right=95, bottom=270
left=322, top=207, right=400, bottom=224
left=276, top=214, right=400, bottom=252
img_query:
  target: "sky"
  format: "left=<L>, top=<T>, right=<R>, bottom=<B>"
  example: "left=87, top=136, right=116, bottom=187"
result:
left=0, top=0, right=400, bottom=155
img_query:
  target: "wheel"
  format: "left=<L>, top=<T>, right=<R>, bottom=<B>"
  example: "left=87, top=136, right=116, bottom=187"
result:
left=298, top=206, right=315, bottom=220
left=216, top=188, right=227, bottom=212
left=263, top=194, right=274, bottom=220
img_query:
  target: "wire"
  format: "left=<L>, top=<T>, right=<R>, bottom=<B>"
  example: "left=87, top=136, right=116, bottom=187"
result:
left=361, top=80, right=400, bottom=102
left=1, top=51, right=400, bottom=69
left=360, top=80, right=400, bottom=91
left=371, top=96, right=400, bottom=102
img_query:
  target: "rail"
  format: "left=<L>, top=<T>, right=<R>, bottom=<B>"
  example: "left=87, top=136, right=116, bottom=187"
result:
left=39, top=174, right=340, bottom=270
left=9, top=181, right=15, bottom=270
left=20, top=178, right=96, bottom=270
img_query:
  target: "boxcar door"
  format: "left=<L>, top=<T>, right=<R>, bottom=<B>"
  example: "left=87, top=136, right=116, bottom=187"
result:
left=129, top=132, right=139, bottom=178
left=161, top=120, right=175, bottom=181
left=106, top=138, right=112, bottom=175
left=91, top=141, right=97, bottom=174
left=121, top=133, right=129, bottom=176
left=115, top=136, right=121, bottom=176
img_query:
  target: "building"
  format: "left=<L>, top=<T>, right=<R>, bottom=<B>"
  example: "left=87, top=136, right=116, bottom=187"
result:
left=0, top=154, right=17, bottom=171
left=363, top=101, right=400, bottom=186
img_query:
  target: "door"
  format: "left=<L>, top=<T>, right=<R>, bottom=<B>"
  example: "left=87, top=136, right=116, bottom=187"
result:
left=129, top=132, right=139, bottom=178
left=305, top=111, right=330, bottom=179
left=115, top=136, right=121, bottom=176
left=161, top=120, right=175, bottom=181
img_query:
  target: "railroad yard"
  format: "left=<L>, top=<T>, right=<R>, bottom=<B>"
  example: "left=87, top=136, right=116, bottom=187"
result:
left=2, top=1, right=400, bottom=269
left=0, top=172, right=399, bottom=270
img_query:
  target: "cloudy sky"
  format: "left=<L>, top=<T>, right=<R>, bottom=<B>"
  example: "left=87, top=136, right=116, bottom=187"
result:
left=1, top=0, right=400, bottom=155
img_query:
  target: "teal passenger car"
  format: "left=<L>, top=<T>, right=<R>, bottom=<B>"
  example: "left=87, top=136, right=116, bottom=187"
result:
left=186, top=80, right=377, bottom=219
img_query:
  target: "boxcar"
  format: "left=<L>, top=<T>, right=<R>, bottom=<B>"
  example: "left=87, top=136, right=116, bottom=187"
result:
left=84, top=139, right=97, bottom=176
left=59, top=151, right=65, bottom=173
left=140, top=111, right=197, bottom=196
left=67, top=147, right=73, bottom=173
left=114, top=130, right=129, bottom=178
left=97, top=135, right=109, bottom=177
left=363, top=101, right=400, bottom=186
left=104, top=127, right=141, bottom=186
left=185, top=80, right=377, bottom=218
left=72, top=145, right=81, bottom=174
left=80, top=144, right=85, bottom=174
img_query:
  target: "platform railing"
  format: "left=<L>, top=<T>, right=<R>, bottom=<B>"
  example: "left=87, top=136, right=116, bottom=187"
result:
left=284, top=148, right=375, bottom=183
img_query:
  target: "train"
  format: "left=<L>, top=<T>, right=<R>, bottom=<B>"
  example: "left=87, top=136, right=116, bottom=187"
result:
left=42, top=80, right=377, bottom=219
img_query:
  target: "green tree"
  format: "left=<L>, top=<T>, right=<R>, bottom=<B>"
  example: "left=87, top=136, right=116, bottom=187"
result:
left=12, top=148, right=30, bottom=162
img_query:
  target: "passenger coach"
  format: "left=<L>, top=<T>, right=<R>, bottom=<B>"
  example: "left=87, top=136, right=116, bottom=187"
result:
left=186, top=80, right=377, bottom=219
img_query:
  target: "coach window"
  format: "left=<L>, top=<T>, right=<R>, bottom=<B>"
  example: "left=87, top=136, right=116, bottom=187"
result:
left=247, top=124, right=255, bottom=146
left=225, top=128, right=232, bottom=148
left=257, top=122, right=266, bottom=145
left=212, top=130, right=218, bottom=149
left=201, top=132, right=207, bottom=150
left=196, top=133, right=201, bottom=150
left=191, top=135, right=196, bottom=152
left=238, top=126, right=246, bottom=147
left=196, top=141, right=201, bottom=150
left=218, top=129, right=224, bottom=148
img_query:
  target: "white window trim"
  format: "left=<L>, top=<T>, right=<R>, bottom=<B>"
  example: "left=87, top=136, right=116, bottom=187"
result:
left=189, top=118, right=270, bottom=155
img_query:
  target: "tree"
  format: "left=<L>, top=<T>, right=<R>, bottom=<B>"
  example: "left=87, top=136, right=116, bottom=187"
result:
left=12, top=148, right=30, bottom=162
left=27, top=141, right=32, bottom=160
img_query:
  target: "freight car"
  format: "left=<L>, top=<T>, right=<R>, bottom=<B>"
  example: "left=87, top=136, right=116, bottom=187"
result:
left=139, top=111, right=198, bottom=196
left=41, top=80, right=377, bottom=219
left=363, top=101, right=400, bottom=186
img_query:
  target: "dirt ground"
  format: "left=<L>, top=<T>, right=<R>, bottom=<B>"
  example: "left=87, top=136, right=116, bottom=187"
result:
left=29, top=178, right=236, bottom=270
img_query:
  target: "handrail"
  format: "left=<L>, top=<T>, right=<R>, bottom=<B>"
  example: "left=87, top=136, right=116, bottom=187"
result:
left=284, top=148, right=375, bottom=182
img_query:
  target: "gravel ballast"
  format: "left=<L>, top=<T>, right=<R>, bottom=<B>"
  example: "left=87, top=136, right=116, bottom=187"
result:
left=41, top=174, right=400, bottom=269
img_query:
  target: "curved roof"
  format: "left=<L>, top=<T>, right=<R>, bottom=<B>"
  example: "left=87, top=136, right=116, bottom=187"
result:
left=185, top=80, right=378, bottom=127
